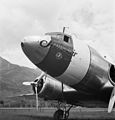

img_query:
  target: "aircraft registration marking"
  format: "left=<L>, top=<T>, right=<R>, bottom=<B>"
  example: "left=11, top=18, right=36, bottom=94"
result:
left=52, top=41, right=77, bottom=57
left=51, top=42, right=72, bottom=54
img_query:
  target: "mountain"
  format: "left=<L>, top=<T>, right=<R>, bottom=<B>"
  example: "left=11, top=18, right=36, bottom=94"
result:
left=0, top=56, right=41, bottom=98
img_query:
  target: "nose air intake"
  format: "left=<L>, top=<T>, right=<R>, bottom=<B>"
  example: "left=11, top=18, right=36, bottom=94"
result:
left=21, top=38, right=27, bottom=48
left=21, top=42, right=24, bottom=48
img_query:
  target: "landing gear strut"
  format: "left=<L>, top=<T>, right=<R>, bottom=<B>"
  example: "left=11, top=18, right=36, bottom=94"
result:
left=53, top=82, right=73, bottom=120
left=53, top=105, right=73, bottom=120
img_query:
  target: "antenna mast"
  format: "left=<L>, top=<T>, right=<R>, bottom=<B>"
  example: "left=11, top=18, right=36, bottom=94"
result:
left=63, top=27, right=69, bottom=33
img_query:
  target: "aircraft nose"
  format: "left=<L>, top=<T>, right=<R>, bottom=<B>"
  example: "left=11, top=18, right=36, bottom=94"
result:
left=21, top=37, right=26, bottom=48
left=21, top=41, right=24, bottom=48
left=21, top=36, right=41, bottom=51
left=21, top=36, right=50, bottom=65
left=21, top=37, right=28, bottom=48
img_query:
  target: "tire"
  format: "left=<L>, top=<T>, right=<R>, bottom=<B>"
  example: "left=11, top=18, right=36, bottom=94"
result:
left=53, top=109, right=64, bottom=120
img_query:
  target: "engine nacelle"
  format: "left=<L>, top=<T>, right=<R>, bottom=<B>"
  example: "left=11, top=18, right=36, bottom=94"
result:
left=39, top=76, right=62, bottom=100
left=36, top=76, right=67, bottom=100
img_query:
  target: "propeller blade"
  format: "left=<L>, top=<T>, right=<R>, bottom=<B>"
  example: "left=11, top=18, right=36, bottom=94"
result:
left=108, top=86, right=115, bottom=113
left=35, top=86, right=39, bottom=110
left=37, top=72, right=46, bottom=81
left=23, top=71, right=46, bottom=110
left=23, top=82, right=34, bottom=86
left=23, top=72, right=46, bottom=86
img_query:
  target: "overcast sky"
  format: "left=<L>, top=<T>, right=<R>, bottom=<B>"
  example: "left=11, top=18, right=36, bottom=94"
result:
left=0, top=0, right=114, bottom=68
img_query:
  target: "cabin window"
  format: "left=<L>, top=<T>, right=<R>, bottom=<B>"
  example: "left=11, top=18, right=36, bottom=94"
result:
left=64, top=35, right=69, bottom=43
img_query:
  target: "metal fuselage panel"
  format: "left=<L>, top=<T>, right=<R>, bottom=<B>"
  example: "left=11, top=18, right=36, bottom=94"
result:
left=56, top=39, right=91, bottom=85
left=36, top=36, right=73, bottom=77
left=72, top=46, right=110, bottom=93
left=36, top=35, right=110, bottom=93
left=56, top=38, right=110, bottom=93
left=22, top=33, right=111, bottom=94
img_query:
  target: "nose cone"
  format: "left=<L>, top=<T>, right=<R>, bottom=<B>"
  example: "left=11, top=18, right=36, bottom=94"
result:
left=21, top=42, right=24, bottom=48
left=21, top=36, right=50, bottom=65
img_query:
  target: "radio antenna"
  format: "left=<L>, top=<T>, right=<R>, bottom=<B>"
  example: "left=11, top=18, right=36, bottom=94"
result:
left=63, top=27, right=69, bottom=33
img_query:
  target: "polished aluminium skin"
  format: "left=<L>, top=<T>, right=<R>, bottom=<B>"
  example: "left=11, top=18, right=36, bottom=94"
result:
left=21, top=32, right=115, bottom=115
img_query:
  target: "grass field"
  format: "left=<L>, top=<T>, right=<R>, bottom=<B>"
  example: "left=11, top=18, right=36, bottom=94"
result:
left=0, top=108, right=115, bottom=120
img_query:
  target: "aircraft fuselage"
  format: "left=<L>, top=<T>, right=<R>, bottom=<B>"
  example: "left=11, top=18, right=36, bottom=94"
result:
left=21, top=32, right=112, bottom=94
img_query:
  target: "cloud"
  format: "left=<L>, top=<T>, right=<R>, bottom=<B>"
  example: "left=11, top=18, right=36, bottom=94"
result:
left=0, top=0, right=115, bottom=67
left=0, top=0, right=63, bottom=51
left=0, top=0, right=64, bottom=67
left=58, top=0, right=115, bottom=60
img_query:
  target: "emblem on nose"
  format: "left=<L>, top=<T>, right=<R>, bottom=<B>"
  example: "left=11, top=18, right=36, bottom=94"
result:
left=40, top=40, right=50, bottom=47
left=56, top=52, right=63, bottom=60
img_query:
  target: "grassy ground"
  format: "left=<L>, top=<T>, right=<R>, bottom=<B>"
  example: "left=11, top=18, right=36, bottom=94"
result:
left=0, top=108, right=115, bottom=120
left=0, top=115, right=53, bottom=120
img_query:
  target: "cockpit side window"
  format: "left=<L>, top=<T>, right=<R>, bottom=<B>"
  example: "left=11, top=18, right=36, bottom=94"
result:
left=46, top=32, right=72, bottom=44
left=64, top=35, right=69, bottom=43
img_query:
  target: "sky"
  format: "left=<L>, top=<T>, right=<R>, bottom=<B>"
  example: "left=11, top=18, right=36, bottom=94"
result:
left=0, top=0, right=114, bottom=68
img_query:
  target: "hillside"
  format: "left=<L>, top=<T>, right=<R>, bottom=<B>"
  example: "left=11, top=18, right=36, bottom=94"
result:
left=0, top=56, right=41, bottom=98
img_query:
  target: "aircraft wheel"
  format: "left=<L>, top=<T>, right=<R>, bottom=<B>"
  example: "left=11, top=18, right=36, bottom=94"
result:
left=53, top=109, right=64, bottom=120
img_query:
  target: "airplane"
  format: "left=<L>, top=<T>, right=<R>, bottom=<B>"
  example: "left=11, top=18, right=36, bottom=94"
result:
left=21, top=27, right=115, bottom=120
